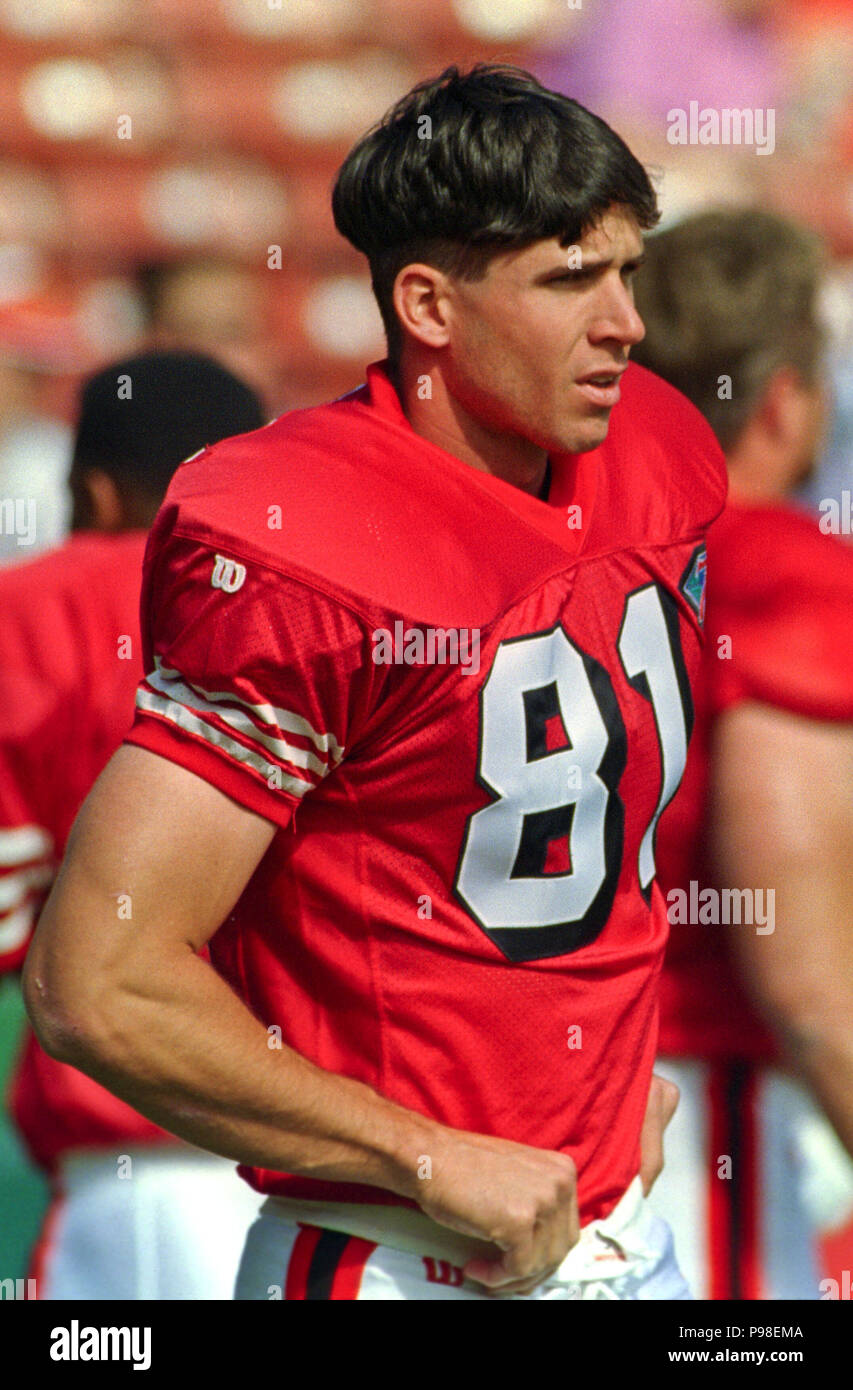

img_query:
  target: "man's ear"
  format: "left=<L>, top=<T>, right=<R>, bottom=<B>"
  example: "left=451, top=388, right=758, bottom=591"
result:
left=392, top=263, right=452, bottom=353
left=758, top=366, right=809, bottom=447
left=762, top=365, right=827, bottom=466
left=74, top=466, right=126, bottom=531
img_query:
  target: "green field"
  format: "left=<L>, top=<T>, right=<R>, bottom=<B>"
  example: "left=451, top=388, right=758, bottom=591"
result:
left=0, top=980, right=49, bottom=1280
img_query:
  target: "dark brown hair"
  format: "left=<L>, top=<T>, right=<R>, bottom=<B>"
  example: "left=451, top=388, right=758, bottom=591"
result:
left=333, top=63, right=659, bottom=365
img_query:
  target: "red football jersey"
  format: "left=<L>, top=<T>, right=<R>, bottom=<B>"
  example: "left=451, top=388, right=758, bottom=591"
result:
left=124, top=361, right=726, bottom=1224
left=0, top=531, right=175, bottom=1169
left=658, top=500, right=853, bottom=1061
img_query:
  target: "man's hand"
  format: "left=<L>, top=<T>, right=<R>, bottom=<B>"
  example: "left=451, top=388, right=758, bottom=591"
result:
left=639, top=1073, right=680, bottom=1196
left=413, top=1070, right=678, bottom=1296
left=413, top=1125, right=579, bottom=1296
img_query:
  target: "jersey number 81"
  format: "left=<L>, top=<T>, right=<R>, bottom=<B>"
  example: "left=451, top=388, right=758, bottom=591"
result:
left=454, top=584, right=693, bottom=962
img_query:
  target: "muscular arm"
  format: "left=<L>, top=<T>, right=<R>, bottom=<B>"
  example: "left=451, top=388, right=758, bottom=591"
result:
left=24, top=743, right=580, bottom=1293
left=709, top=702, right=853, bottom=1155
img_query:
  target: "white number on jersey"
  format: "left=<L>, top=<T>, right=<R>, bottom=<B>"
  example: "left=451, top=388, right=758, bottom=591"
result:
left=454, top=584, right=692, bottom=961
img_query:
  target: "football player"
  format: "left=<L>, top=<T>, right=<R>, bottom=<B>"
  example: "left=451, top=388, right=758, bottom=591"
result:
left=24, top=66, right=726, bottom=1300
left=0, top=351, right=267, bottom=1297
left=632, top=208, right=853, bottom=1299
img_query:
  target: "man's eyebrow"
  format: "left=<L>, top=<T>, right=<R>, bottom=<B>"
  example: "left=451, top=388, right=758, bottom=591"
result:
left=536, top=250, right=646, bottom=280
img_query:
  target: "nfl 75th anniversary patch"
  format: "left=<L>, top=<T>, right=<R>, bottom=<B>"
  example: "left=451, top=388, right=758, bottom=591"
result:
left=679, top=545, right=708, bottom=627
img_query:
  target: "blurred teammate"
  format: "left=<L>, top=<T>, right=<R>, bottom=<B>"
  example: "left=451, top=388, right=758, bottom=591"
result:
left=633, top=209, right=853, bottom=1299
left=25, top=66, right=725, bottom=1301
left=139, top=258, right=283, bottom=414
left=0, top=298, right=77, bottom=563
left=0, top=351, right=266, bottom=1298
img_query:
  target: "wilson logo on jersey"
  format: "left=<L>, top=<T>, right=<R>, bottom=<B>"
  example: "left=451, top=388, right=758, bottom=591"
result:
left=211, top=554, right=246, bottom=593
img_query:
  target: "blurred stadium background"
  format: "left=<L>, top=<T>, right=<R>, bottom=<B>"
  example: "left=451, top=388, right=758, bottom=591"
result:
left=1, top=0, right=852, bottom=1288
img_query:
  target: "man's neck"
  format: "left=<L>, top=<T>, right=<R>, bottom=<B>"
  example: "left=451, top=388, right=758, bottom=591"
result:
left=538, top=459, right=552, bottom=501
left=396, top=361, right=549, bottom=498
left=725, top=430, right=800, bottom=503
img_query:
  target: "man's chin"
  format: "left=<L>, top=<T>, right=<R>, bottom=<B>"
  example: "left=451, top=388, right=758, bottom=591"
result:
left=556, top=411, right=614, bottom=456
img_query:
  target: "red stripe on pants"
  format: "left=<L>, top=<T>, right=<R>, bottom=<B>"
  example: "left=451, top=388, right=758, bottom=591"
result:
left=738, top=1070, right=761, bottom=1300
left=284, top=1224, right=324, bottom=1300
left=329, top=1236, right=377, bottom=1300
left=707, top=1063, right=761, bottom=1299
left=708, top=1065, right=730, bottom=1298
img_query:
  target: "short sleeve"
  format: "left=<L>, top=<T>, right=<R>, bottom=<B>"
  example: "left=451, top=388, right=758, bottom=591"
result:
left=124, top=531, right=377, bottom=829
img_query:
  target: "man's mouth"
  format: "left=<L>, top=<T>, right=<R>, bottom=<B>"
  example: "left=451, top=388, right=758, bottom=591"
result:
left=575, top=367, right=626, bottom=409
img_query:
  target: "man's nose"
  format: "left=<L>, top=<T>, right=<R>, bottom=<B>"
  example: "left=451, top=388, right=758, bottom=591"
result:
left=589, top=282, right=646, bottom=347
